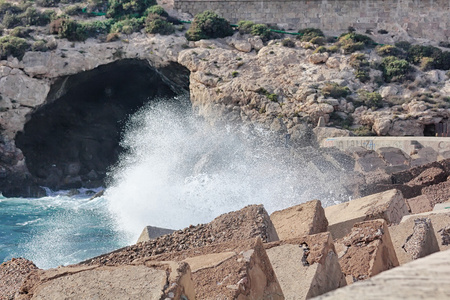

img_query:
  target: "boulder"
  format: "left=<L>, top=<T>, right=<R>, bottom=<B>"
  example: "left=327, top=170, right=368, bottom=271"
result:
left=315, top=249, right=450, bottom=299
left=376, top=147, right=410, bottom=166
left=16, top=262, right=195, bottom=300
left=337, top=219, right=399, bottom=283
left=265, top=233, right=346, bottom=299
left=389, top=217, right=439, bottom=265
left=325, top=189, right=408, bottom=239
left=136, top=226, right=175, bottom=244
left=309, top=52, right=329, bottom=64
left=270, top=200, right=328, bottom=240
left=406, top=195, right=434, bottom=214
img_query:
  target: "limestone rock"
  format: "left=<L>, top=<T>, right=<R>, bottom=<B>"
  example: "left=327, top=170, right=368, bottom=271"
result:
left=270, top=200, right=328, bottom=240
left=406, top=195, right=434, bottom=214
left=309, top=52, right=329, bottom=64
left=338, top=219, right=399, bottom=283
left=325, top=189, right=409, bottom=239
left=326, top=57, right=340, bottom=69
left=137, top=226, right=175, bottom=244
left=265, top=233, right=346, bottom=299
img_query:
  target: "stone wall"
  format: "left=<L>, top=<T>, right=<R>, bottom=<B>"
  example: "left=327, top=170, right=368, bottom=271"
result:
left=173, top=0, right=450, bottom=42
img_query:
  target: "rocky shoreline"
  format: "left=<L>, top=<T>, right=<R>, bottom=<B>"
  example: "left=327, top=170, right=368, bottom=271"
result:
left=2, top=156, right=450, bottom=299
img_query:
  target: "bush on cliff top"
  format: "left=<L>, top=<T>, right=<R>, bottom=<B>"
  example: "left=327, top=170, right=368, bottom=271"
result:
left=338, top=33, right=375, bottom=54
left=145, top=13, right=174, bottom=35
left=321, top=82, right=350, bottom=99
left=186, top=10, right=233, bottom=41
left=106, top=0, right=157, bottom=19
left=0, top=35, right=30, bottom=60
left=380, top=56, right=412, bottom=82
left=298, top=28, right=324, bottom=42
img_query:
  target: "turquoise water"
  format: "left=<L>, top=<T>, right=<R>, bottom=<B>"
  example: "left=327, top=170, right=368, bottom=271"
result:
left=0, top=189, right=128, bottom=269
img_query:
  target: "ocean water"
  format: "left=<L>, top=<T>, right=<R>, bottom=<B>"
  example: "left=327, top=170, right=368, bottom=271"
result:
left=1, top=96, right=346, bottom=269
left=0, top=189, right=127, bottom=269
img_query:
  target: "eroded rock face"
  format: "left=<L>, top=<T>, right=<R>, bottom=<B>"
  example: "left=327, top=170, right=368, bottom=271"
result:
left=0, top=258, right=38, bottom=300
left=14, top=59, right=188, bottom=191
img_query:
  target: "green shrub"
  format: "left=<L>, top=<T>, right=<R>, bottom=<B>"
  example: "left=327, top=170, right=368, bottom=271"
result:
left=407, top=45, right=450, bottom=70
left=349, top=53, right=371, bottom=83
left=145, top=5, right=168, bottom=17
left=0, top=35, right=30, bottom=60
left=36, top=0, right=60, bottom=7
left=313, top=46, right=327, bottom=53
left=355, top=70, right=370, bottom=83
left=395, top=41, right=411, bottom=51
left=420, top=57, right=435, bottom=71
left=376, top=45, right=403, bottom=57
left=309, top=36, right=325, bottom=45
left=65, top=5, right=83, bottom=16
left=10, top=26, right=31, bottom=38
left=329, top=112, right=354, bottom=128
left=355, top=90, right=383, bottom=109
left=327, top=45, right=339, bottom=53
left=185, top=10, right=233, bottom=41
left=256, top=87, right=278, bottom=102
left=20, top=7, right=53, bottom=26
left=380, top=56, right=412, bottom=82
left=51, top=18, right=86, bottom=41
left=298, top=28, right=324, bottom=42
left=338, top=33, right=375, bottom=54
left=145, top=15, right=174, bottom=35
left=237, top=20, right=254, bottom=34
left=107, top=0, right=157, bottom=19
left=321, top=83, right=350, bottom=99
left=250, top=23, right=271, bottom=41
left=110, top=17, right=144, bottom=34
left=2, top=11, right=20, bottom=28
left=82, top=19, right=114, bottom=37
left=282, top=38, right=295, bottom=48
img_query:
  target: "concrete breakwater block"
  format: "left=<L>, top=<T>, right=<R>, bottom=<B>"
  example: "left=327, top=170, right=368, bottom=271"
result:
left=314, top=249, right=450, bottom=300
left=83, top=204, right=279, bottom=266
left=389, top=217, right=439, bottom=265
left=337, top=219, right=399, bottom=284
left=400, top=210, right=450, bottom=252
left=325, top=189, right=408, bottom=239
left=15, top=262, right=195, bottom=300
left=143, top=238, right=284, bottom=300
left=270, top=200, right=328, bottom=240
left=406, top=180, right=450, bottom=213
left=264, top=233, right=346, bottom=300
left=136, top=225, right=175, bottom=243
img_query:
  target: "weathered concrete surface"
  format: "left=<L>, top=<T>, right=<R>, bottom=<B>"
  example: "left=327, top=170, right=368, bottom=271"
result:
left=314, top=249, right=450, bottom=300
left=136, top=225, right=175, bottom=244
left=265, top=233, right=345, bottom=299
left=433, top=202, right=450, bottom=211
left=337, top=220, right=399, bottom=284
left=16, top=262, right=195, bottom=300
left=325, top=189, right=408, bottom=239
left=401, top=210, right=450, bottom=252
left=389, top=217, right=439, bottom=265
left=270, top=200, right=328, bottom=240
left=322, top=137, right=450, bottom=158
left=142, top=238, right=284, bottom=300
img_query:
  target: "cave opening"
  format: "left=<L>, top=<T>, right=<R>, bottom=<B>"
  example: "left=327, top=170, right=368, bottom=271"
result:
left=15, top=59, right=190, bottom=190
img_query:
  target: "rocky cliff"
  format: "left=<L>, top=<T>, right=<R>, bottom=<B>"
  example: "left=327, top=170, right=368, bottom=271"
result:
left=0, top=3, right=450, bottom=196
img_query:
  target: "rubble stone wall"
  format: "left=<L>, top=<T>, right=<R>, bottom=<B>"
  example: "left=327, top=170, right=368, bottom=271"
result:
left=173, top=0, right=450, bottom=42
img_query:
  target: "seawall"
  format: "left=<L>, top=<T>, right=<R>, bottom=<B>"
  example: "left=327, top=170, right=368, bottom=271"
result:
left=321, top=136, right=450, bottom=158
left=173, top=0, right=450, bottom=42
